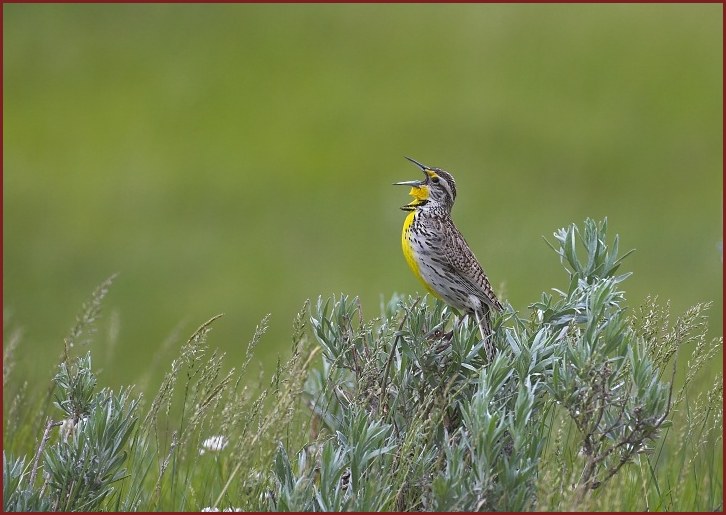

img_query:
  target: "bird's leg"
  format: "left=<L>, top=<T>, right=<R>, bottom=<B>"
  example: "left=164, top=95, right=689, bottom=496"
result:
left=445, top=310, right=471, bottom=340
left=434, top=314, right=467, bottom=353
left=434, top=333, right=454, bottom=354
left=473, top=311, right=487, bottom=341
left=426, top=308, right=462, bottom=340
left=453, top=314, right=467, bottom=333
left=424, top=321, right=448, bottom=341
left=474, top=309, right=495, bottom=363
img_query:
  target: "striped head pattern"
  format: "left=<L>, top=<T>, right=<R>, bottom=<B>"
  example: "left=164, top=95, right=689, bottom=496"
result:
left=394, top=157, right=457, bottom=213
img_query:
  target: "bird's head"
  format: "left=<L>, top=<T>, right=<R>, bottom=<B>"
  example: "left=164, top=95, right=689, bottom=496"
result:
left=394, top=157, right=457, bottom=212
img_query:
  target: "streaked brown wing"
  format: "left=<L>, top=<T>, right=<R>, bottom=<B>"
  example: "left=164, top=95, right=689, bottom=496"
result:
left=440, top=219, right=503, bottom=311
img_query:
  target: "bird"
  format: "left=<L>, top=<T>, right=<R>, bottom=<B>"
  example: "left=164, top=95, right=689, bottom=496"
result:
left=394, top=156, right=503, bottom=361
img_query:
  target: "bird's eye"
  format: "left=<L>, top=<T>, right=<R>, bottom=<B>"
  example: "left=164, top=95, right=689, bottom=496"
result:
left=431, top=177, right=440, bottom=184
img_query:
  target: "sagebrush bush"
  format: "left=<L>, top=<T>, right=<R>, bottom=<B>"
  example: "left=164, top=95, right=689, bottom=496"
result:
left=3, top=218, right=722, bottom=512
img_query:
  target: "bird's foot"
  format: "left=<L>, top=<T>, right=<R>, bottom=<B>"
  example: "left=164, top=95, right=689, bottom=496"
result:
left=434, top=330, right=454, bottom=353
left=424, top=323, right=448, bottom=341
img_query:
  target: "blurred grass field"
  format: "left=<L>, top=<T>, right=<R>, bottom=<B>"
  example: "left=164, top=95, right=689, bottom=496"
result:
left=3, top=3, right=722, bottom=393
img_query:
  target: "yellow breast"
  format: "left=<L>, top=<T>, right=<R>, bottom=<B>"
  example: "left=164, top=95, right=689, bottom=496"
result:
left=401, top=212, right=440, bottom=297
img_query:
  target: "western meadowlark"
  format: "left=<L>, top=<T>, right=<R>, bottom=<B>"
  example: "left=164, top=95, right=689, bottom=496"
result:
left=395, top=157, right=502, bottom=360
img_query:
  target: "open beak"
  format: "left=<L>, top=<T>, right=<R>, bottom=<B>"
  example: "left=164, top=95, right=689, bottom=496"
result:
left=394, top=156, right=431, bottom=210
left=393, top=156, right=430, bottom=187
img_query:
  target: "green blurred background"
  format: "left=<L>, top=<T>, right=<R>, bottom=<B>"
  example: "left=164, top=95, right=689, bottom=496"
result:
left=3, top=4, right=722, bottom=392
